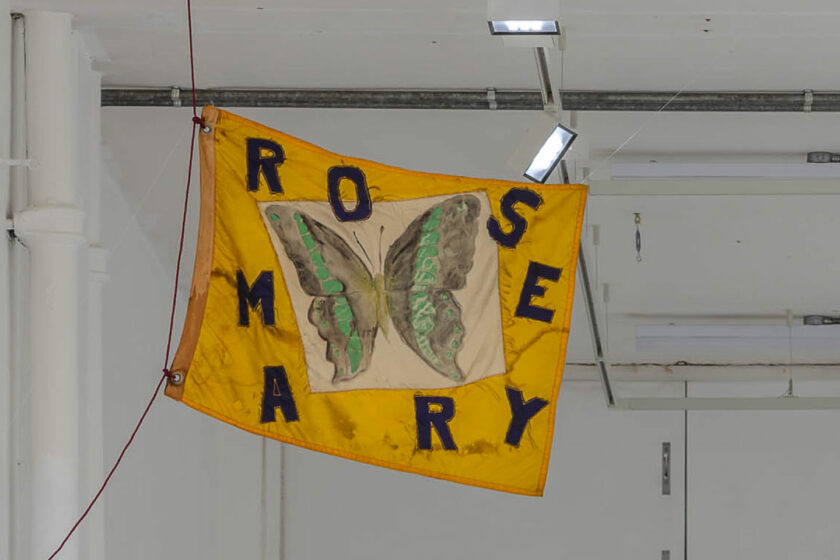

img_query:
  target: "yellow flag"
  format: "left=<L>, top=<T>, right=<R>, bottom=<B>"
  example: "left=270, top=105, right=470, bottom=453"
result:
left=167, top=107, right=587, bottom=495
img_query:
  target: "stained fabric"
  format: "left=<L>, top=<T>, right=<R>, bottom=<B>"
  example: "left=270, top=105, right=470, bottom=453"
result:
left=166, top=107, right=587, bottom=495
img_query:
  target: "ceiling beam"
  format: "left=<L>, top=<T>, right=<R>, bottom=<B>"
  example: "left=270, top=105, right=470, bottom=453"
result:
left=101, top=88, right=840, bottom=112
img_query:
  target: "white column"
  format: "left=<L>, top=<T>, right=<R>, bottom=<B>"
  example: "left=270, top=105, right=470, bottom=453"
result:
left=82, top=65, right=107, bottom=560
left=0, top=5, right=13, bottom=560
left=16, top=11, right=84, bottom=560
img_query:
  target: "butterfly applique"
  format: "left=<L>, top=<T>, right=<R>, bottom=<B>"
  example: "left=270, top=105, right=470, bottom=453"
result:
left=264, top=194, right=481, bottom=384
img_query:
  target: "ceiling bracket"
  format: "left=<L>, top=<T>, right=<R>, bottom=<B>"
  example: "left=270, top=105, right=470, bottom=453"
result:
left=170, top=86, right=182, bottom=108
left=486, top=88, right=498, bottom=110
left=533, top=47, right=555, bottom=110
left=803, top=89, right=814, bottom=112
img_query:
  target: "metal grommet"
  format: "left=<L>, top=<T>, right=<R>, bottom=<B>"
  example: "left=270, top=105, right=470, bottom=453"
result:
left=169, top=371, right=184, bottom=385
left=200, top=125, right=212, bottom=134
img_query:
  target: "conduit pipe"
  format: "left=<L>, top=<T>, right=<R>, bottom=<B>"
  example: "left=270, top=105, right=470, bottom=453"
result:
left=17, top=11, right=85, bottom=560
left=0, top=5, right=12, bottom=560
left=101, top=88, right=840, bottom=112
left=9, top=12, right=29, bottom=560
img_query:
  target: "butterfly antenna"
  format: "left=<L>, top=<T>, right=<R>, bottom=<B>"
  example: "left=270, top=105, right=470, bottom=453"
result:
left=352, top=231, right=375, bottom=268
left=378, top=226, right=385, bottom=270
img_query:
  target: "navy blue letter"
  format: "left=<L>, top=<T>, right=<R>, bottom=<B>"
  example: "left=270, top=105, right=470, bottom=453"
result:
left=486, top=187, right=543, bottom=248
left=327, top=166, right=372, bottom=222
left=247, top=138, right=284, bottom=193
left=260, top=366, right=299, bottom=423
left=237, top=270, right=275, bottom=326
left=515, top=261, right=562, bottom=323
left=504, top=387, right=548, bottom=447
left=414, top=396, right=457, bottom=450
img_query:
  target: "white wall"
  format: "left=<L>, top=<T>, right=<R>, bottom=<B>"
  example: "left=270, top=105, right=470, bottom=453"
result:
left=688, top=380, right=840, bottom=559
left=284, top=381, right=685, bottom=560
left=99, top=154, right=272, bottom=559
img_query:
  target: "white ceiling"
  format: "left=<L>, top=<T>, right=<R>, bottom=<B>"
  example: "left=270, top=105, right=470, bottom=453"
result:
left=13, top=0, right=840, bottom=91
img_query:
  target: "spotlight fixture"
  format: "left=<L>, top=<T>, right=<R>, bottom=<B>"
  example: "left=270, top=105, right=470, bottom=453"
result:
left=488, top=20, right=560, bottom=35
left=523, top=123, right=578, bottom=183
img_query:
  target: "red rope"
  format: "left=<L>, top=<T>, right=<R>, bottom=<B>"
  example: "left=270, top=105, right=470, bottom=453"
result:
left=163, top=122, right=197, bottom=372
left=187, top=0, right=200, bottom=122
left=46, top=0, right=202, bottom=556
left=46, top=373, right=168, bottom=560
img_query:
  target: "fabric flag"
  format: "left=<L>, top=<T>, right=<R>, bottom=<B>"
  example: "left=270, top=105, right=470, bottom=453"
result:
left=166, top=107, right=587, bottom=495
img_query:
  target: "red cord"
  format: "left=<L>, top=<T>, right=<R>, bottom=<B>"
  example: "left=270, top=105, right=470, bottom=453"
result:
left=163, top=122, right=197, bottom=371
left=187, top=0, right=200, bottom=122
left=46, top=0, right=201, bottom=556
left=46, top=373, right=168, bottom=560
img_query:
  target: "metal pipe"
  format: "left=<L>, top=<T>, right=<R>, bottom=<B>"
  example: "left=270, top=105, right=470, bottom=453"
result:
left=101, top=88, right=840, bottom=112
left=9, top=13, right=29, bottom=560
left=103, top=88, right=544, bottom=110
left=577, top=246, right=615, bottom=408
left=0, top=5, right=12, bottom=560
left=559, top=90, right=840, bottom=112
left=19, top=12, right=85, bottom=559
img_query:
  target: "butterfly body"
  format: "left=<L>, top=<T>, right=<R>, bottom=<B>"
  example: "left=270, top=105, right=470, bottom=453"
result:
left=372, top=273, right=390, bottom=338
left=265, top=194, right=480, bottom=385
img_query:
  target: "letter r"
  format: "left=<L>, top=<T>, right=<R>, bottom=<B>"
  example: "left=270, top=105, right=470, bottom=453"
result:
left=415, top=396, right=458, bottom=450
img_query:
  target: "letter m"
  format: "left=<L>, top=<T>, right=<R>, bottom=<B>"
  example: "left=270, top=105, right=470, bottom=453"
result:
left=237, top=270, right=275, bottom=326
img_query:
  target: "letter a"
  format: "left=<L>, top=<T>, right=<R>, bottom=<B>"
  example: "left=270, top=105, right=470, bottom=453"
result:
left=260, top=366, right=299, bottom=423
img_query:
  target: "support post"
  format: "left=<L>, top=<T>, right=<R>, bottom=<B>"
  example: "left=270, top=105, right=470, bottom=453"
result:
left=578, top=244, right=615, bottom=408
left=17, top=11, right=85, bottom=559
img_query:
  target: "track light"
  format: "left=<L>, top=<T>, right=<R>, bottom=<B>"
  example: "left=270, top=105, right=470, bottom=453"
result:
left=488, top=20, right=560, bottom=35
left=523, top=123, right=578, bottom=183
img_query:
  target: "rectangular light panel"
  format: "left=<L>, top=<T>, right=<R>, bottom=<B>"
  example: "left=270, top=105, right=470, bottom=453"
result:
left=612, top=162, right=840, bottom=179
left=524, top=124, right=578, bottom=183
left=488, top=20, right=560, bottom=35
left=636, top=325, right=840, bottom=353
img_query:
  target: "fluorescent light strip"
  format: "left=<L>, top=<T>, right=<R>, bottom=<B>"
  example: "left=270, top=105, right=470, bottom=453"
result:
left=488, top=20, right=560, bottom=35
left=636, top=325, right=840, bottom=353
left=524, top=124, right=578, bottom=183
left=612, top=162, right=840, bottom=179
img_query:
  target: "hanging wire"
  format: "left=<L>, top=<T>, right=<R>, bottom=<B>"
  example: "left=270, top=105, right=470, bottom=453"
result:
left=46, top=0, right=202, bottom=556
left=579, top=25, right=742, bottom=184
left=110, top=122, right=193, bottom=257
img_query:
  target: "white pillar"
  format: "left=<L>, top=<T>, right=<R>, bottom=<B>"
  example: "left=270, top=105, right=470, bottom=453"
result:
left=16, top=11, right=84, bottom=560
left=82, top=64, right=107, bottom=560
left=0, top=5, right=13, bottom=560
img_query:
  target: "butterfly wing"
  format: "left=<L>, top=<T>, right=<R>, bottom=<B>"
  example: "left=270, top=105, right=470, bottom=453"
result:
left=383, top=194, right=481, bottom=381
left=264, top=205, right=377, bottom=382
